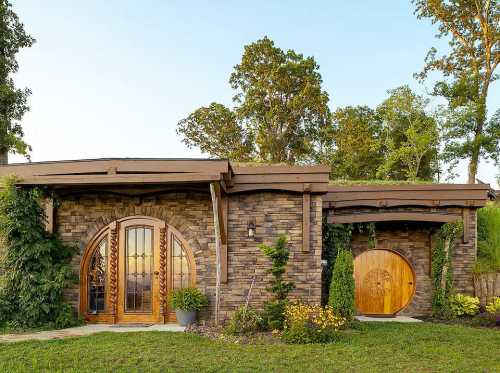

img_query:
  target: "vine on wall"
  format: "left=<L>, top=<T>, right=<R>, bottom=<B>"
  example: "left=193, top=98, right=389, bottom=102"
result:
left=431, top=221, right=462, bottom=318
left=322, top=220, right=377, bottom=304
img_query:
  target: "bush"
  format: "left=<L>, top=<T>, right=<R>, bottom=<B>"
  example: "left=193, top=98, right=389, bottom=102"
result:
left=449, top=294, right=480, bottom=317
left=328, top=249, right=355, bottom=320
left=475, top=204, right=500, bottom=273
left=259, top=235, right=295, bottom=330
left=225, top=306, right=262, bottom=335
left=282, top=303, right=346, bottom=344
left=0, top=177, right=78, bottom=328
left=485, top=297, right=500, bottom=314
left=169, top=287, right=208, bottom=311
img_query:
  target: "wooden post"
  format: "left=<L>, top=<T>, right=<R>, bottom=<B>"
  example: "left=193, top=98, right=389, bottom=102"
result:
left=43, top=197, right=54, bottom=234
left=302, top=192, right=310, bottom=252
left=210, top=182, right=222, bottom=325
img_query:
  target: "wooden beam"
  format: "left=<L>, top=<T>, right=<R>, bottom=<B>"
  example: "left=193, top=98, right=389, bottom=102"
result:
left=328, top=211, right=461, bottom=224
left=302, top=193, right=311, bottom=252
left=17, top=173, right=222, bottom=186
left=227, top=183, right=328, bottom=194
left=462, top=208, right=470, bottom=243
left=323, top=199, right=487, bottom=209
left=231, top=164, right=330, bottom=174
left=209, top=182, right=222, bottom=325
left=43, top=197, right=54, bottom=234
left=221, top=194, right=228, bottom=283
left=232, top=173, right=329, bottom=184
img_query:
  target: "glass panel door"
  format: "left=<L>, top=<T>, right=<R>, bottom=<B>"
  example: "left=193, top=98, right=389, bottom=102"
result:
left=125, top=226, right=153, bottom=312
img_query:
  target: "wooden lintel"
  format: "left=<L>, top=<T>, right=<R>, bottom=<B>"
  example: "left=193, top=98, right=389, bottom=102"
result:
left=43, top=197, right=54, bottom=234
left=302, top=192, right=311, bottom=252
left=328, top=211, right=461, bottom=224
left=462, top=208, right=470, bottom=243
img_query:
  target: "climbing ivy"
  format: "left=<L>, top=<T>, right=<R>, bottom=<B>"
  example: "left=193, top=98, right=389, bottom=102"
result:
left=0, top=176, right=79, bottom=329
left=431, top=221, right=462, bottom=318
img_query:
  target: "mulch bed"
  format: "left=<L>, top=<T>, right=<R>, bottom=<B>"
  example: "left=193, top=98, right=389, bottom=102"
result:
left=418, top=313, right=500, bottom=329
left=185, top=324, right=282, bottom=344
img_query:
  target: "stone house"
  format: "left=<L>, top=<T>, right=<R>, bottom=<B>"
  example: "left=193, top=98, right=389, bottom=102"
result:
left=0, top=159, right=492, bottom=322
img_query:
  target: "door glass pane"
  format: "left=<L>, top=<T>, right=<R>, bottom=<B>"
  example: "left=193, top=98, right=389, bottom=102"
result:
left=88, top=237, right=108, bottom=314
left=125, top=226, right=153, bottom=312
left=171, top=236, right=190, bottom=290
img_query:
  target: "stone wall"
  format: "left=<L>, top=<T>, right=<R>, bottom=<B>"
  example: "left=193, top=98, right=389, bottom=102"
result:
left=55, top=191, right=322, bottom=322
left=348, top=209, right=478, bottom=316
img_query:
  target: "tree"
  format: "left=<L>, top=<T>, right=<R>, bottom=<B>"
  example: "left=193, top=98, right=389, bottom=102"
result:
left=177, top=37, right=331, bottom=164
left=0, top=0, right=35, bottom=164
left=413, top=0, right=500, bottom=183
left=328, top=106, right=383, bottom=180
left=376, top=86, right=439, bottom=181
left=328, top=248, right=355, bottom=320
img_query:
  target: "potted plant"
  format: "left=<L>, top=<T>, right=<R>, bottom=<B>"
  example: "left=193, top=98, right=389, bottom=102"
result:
left=169, top=287, right=208, bottom=326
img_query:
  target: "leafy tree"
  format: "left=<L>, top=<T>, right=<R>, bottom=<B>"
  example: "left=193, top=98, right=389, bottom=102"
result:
left=328, top=248, right=355, bottom=320
left=177, top=37, right=331, bottom=164
left=0, top=0, right=35, bottom=164
left=259, top=235, right=295, bottom=330
left=0, top=177, right=77, bottom=328
left=413, top=0, right=500, bottom=183
left=376, top=86, right=439, bottom=181
left=327, top=106, right=384, bottom=180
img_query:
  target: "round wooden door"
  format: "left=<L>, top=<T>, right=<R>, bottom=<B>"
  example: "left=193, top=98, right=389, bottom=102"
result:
left=354, top=249, right=415, bottom=316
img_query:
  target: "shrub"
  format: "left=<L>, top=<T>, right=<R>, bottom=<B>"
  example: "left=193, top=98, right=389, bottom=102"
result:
left=225, top=306, right=262, bottom=335
left=259, top=235, right=295, bottom=330
left=282, top=303, right=346, bottom=344
left=485, top=297, right=500, bottom=314
left=475, top=203, right=500, bottom=273
left=169, top=288, right=208, bottom=311
left=0, top=177, right=78, bottom=328
left=449, top=294, right=480, bottom=317
left=328, top=248, right=355, bottom=320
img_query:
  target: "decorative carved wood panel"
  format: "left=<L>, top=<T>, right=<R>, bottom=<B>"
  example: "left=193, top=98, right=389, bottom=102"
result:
left=354, top=249, right=415, bottom=315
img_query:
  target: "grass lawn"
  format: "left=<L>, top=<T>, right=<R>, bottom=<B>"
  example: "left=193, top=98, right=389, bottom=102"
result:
left=0, top=322, right=498, bottom=372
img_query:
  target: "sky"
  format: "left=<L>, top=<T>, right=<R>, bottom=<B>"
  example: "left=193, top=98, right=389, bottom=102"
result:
left=11, top=1, right=500, bottom=187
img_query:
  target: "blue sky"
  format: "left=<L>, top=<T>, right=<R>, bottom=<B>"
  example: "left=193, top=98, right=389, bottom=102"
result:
left=11, top=1, right=500, bottom=187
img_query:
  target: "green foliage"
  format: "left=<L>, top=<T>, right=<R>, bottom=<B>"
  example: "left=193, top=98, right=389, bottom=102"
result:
left=169, top=287, right=208, bottom=312
left=327, top=106, right=384, bottom=180
left=177, top=36, right=331, bottom=164
left=328, top=249, right=355, bottom=320
left=431, top=222, right=462, bottom=318
left=259, top=235, right=295, bottom=330
left=413, top=0, right=500, bottom=182
left=225, top=306, right=262, bottom=335
left=376, top=86, right=439, bottom=181
left=0, top=0, right=35, bottom=160
left=448, top=294, right=480, bottom=317
left=322, top=222, right=352, bottom=304
left=282, top=303, right=346, bottom=344
left=474, top=203, right=500, bottom=273
left=0, top=176, right=78, bottom=328
left=485, top=297, right=500, bottom=314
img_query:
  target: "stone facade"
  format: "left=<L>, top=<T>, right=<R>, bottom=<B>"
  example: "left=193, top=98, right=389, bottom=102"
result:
left=349, top=209, right=478, bottom=316
left=56, top=191, right=323, bottom=322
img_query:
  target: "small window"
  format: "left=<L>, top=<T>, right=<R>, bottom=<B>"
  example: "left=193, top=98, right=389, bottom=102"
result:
left=88, top=237, right=108, bottom=314
left=171, top=235, right=190, bottom=289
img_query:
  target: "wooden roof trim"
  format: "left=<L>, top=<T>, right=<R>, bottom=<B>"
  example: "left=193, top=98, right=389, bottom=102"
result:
left=324, top=190, right=490, bottom=203
left=327, top=211, right=461, bottom=224
left=231, top=173, right=329, bottom=184
left=16, top=173, right=222, bottom=186
left=0, top=159, right=230, bottom=177
left=231, top=164, right=330, bottom=175
left=323, top=199, right=487, bottom=209
left=227, top=183, right=328, bottom=194
left=327, top=184, right=491, bottom=193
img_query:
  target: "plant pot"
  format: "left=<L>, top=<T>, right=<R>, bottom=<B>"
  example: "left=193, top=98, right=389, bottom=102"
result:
left=176, top=309, right=197, bottom=326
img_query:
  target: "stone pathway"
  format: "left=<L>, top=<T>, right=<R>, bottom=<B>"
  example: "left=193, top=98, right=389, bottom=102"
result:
left=355, top=315, right=422, bottom=323
left=0, top=324, right=185, bottom=343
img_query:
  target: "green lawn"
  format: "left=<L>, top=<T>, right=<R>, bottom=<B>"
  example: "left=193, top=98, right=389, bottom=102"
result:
left=0, top=323, right=498, bottom=372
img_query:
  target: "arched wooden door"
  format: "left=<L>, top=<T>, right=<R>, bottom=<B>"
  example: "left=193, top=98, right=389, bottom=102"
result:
left=80, top=216, right=196, bottom=324
left=354, top=249, right=415, bottom=316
